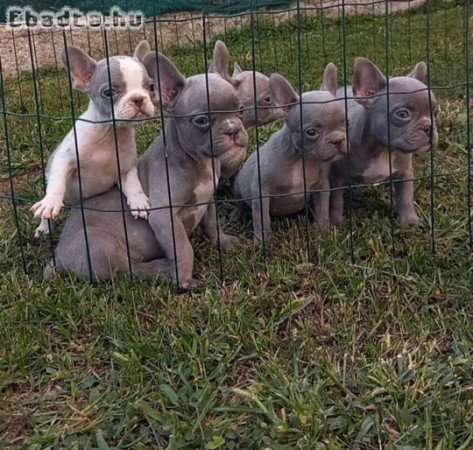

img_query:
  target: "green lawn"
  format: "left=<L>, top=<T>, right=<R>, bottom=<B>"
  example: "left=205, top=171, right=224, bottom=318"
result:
left=1, top=1, right=472, bottom=448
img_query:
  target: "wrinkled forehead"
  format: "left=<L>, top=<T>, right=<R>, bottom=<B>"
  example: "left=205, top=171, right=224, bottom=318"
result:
left=179, top=74, right=239, bottom=114
left=387, top=77, right=437, bottom=112
left=91, top=56, right=147, bottom=89
left=295, top=91, right=345, bottom=125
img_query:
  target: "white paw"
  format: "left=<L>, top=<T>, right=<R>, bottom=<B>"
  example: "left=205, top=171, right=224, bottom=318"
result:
left=127, top=192, right=150, bottom=219
left=31, top=195, right=63, bottom=220
left=34, top=219, right=51, bottom=238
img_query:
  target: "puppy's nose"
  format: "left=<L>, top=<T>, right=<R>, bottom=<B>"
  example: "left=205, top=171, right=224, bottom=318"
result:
left=329, top=136, right=345, bottom=146
left=420, top=123, right=432, bottom=135
left=338, top=142, right=348, bottom=155
left=224, top=125, right=242, bottom=140
left=132, top=97, right=144, bottom=108
left=328, top=135, right=347, bottom=153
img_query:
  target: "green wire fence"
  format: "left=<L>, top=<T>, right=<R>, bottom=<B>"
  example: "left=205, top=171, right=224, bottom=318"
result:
left=0, top=0, right=471, bottom=284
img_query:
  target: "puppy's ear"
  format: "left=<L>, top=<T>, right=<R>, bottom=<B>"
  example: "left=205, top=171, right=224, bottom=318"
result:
left=209, top=40, right=229, bottom=77
left=321, top=62, right=338, bottom=97
left=133, top=40, right=150, bottom=63
left=233, top=62, right=243, bottom=77
left=143, top=51, right=185, bottom=109
left=407, top=61, right=427, bottom=82
left=352, top=57, right=386, bottom=106
left=62, top=46, right=97, bottom=92
left=269, top=73, right=299, bottom=114
left=208, top=40, right=240, bottom=88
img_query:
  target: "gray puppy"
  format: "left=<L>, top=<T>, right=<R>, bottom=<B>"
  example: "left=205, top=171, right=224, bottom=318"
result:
left=32, top=41, right=154, bottom=237
left=329, top=57, right=438, bottom=226
left=209, top=40, right=284, bottom=183
left=232, top=64, right=347, bottom=242
left=45, top=52, right=248, bottom=288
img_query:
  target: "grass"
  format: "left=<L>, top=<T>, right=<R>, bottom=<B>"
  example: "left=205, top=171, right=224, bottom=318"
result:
left=1, top=1, right=473, bottom=448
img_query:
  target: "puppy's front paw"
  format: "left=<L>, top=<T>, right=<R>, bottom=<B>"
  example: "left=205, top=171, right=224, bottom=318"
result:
left=127, top=192, right=150, bottom=219
left=400, top=214, right=428, bottom=228
left=253, top=230, right=271, bottom=246
left=178, top=277, right=198, bottom=289
left=220, top=233, right=240, bottom=251
left=34, top=219, right=51, bottom=238
left=330, top=212, right=344, bottom=226
left=315, top=217, right=331, bottom=232
left=31, top=195, right=63, bottom=220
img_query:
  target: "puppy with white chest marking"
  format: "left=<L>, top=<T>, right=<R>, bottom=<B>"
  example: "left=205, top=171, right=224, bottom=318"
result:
left=44, top=52, right=248, bottom=288
left=32, top=41, right=155, bottom=237
left=329, top=57, right=438, bottom=226
left=232, top=64, right=347, bottom=243
left=209, top=40, right=284, bottom=184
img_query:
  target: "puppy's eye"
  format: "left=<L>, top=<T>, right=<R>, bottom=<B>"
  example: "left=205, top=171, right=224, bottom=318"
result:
left=102, top=89, right=115, bottom=98
left=395, top=109, right=410, bottom=119
left=305, top=128, right=318, bottom=137
left=262, top=95, right=271, bottom=105
left=193, top=115, right=209, bottom=127
left=148, top=83, right=155, bottom=93
left=238, top=105, right=244, bottom=118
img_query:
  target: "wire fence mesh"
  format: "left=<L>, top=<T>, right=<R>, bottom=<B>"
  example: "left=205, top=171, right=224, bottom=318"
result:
left=0, top=0, right=471, bottom=286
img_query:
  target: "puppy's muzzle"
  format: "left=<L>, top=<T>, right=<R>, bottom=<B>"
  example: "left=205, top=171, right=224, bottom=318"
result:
left=328, top=135, right=347, bottom=155
left=132, top=97, right=144, bottom=109
left=420, top=123, right=431, bottom=135
left=326, top=129, right=348, bottom=157
left=224, top=122, right=248, bottom=148
left=118, top=91, right=154, bottom=120
left=415, top=119, right=438, bottom=148
left=420, top=124, right=438, bottom=146
left=129, top=94, right=151, bottom=114
left=224, top=127, right=240, bottom=140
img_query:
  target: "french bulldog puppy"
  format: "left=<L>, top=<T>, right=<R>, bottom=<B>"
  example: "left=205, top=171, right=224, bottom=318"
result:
left=329, top=57, right=438, bottom=226
left=45, top=52, right=248, bottom=288
left=209, top=40, right=284, bottom=183
left=232, top=64, right=347, bottom=243
left=32, top=41, right=154, bottom=237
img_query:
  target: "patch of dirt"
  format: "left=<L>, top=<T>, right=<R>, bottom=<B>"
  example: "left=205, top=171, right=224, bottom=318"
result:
left=1, top=383, right=34, bottom=447
left=0, top=1, right=426, bottom=77
left=2, top=415, right=31, bottom=447
left=0, top=174, right=22, bottom=197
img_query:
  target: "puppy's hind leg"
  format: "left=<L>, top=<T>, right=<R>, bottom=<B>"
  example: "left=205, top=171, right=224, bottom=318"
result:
left=132, top=258, right=172, bottom=278
left=51, top=228, right=132, bottom=281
